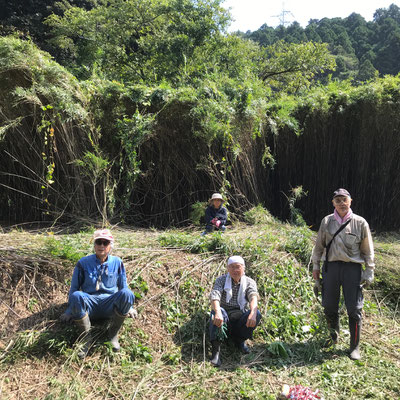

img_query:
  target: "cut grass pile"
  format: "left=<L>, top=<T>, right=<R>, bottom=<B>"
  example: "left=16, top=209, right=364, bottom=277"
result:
left=0, top=211, right=399, bottom=399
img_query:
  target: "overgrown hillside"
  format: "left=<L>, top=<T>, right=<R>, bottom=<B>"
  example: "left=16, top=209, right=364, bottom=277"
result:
left=0, top=209, right=399, bottom=399
left=1, top=36, right=400, bottom=230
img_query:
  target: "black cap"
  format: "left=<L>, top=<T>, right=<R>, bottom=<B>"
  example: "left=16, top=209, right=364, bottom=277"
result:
left=333, top=188, right=351, bottom=198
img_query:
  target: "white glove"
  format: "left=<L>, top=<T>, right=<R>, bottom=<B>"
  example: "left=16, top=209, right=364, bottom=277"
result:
left=313, top=279, right=322, bottom=298
left=361, top=267, right=374, bottom=288
left=127, top=307, right=138, bottom=318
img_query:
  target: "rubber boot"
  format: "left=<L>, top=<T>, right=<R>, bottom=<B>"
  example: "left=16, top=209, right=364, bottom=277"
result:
left=324, top=313, right=339, bottom=347
left=349, top=317, right=361, bottom=360
left=74, top=313, right=92, bottom=359
left=238, top=340, right=250, bottom=354
left=232, top=337, right=250, bottom=354
left=108, top=310, right=127, bottom=352
left=210, top=340, right=221, bottom=367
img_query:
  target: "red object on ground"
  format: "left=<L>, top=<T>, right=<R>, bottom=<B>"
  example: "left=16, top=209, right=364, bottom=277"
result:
left=285, top=385, right=322, bottom=400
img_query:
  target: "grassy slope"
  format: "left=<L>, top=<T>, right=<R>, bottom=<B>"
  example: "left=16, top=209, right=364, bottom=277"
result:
left=0, top=212, right=399, bottom=400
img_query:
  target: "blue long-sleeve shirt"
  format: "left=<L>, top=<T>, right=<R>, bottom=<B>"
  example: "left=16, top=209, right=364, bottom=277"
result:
left=205, top=205, right=228, bottom=226
left=69, top=254, right=128, bottom=297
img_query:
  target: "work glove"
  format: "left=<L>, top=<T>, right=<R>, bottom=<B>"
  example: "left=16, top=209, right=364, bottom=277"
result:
left=361, top=267, right=374, bottom=288
left=127, top=307, right=138, bottom=318
left=215, top=220, right=221, bottom=228
left=211, top=217, right=218, bottom=226
left=313, top=279, right=322, bottom=298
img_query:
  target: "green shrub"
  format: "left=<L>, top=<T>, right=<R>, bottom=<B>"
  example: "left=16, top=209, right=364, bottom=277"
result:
left=189, top=201, right=207, bottom=225
left=244, top=205, right=275, bottom=225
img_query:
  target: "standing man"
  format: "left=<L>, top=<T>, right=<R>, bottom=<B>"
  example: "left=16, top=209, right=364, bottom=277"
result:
left=209, top=256, right=261, bottom=367
left=312, top=189, right=375, bottom=360
left=65, top=229, right=135, bottom=358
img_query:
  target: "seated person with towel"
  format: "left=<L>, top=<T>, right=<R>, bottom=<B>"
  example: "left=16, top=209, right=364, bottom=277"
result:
left=208, top=256, right=262, bottom=367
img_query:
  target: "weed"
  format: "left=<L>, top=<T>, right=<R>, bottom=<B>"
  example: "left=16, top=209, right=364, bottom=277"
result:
left=244, top=204, right=275, bottom=225
left=44, top=236, right=87, bottom=264
left=129, top=275, right=149, bottom=300
left=1, top=326, right=75, bottom=364
left=189, top=201, right=207, bottom=225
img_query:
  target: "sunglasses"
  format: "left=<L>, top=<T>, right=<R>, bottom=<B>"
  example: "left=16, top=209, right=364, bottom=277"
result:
left=333, top=198, right=350, bottom=204
left=95, top=239, right=110, bottom=246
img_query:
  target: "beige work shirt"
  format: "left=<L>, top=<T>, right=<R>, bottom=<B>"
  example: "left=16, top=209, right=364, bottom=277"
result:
left=312, top=213, right=375, bottom=271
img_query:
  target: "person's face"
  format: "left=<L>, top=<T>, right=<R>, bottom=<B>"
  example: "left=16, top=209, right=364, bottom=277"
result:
left=212, top=199, right=222, bottom=209
left=228, top=262, right=245, bottom=283
left=94, top=239, right=111, bottom=259
left=332, top=196, right=352, bottom=217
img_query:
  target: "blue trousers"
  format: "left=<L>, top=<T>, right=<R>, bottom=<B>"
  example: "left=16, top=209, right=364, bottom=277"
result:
left=69, top=288, right=135, bottom=320
left=209, top=308, right=262, bottom=342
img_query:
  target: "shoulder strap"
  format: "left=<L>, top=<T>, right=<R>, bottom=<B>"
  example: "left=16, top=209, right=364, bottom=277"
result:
left=325, top=219, right=351, bottom=262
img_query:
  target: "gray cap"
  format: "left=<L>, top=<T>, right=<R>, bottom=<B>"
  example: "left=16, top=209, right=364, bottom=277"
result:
left=333, top=188, right=351, bottom=198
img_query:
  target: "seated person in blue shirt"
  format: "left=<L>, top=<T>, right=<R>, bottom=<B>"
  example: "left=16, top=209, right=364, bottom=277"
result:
left=203, top=193, right=228, bottom=234
left=209, top=256, right=262, bottom=367
left=63, top=229, right=134, bottom=358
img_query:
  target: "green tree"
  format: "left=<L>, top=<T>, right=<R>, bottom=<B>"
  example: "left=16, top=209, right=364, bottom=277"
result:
left=285, top=22, right=307, bottom=43
left=45, top=0, right=230, bottom=82
left=0, top=0, right=92, bottom=54
left=356, top=59, right=378, bottom=81
left=248, top=24, right=277, bottom=46
left=259, top=41, right=336, bottom=93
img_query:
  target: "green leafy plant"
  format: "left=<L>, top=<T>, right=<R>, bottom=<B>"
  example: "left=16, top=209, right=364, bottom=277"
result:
left=189, top=201, right=207, bottom=226
left=129, top=275, right=149, bottom=300
left=244, top=205, right=275, bottom=225
left=44, top=237, right=87, bottom=264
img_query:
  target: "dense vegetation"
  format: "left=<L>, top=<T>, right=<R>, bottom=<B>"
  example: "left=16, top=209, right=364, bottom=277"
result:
left=0, top=1, right=400, bottom=230
left=245, top=3, right=400, bottom=81
left=0, top=3, right=399, bottom=398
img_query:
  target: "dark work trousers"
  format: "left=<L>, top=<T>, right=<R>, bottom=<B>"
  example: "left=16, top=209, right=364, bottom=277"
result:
left=205, top=224, right=226, bottom=233
left=209, top=308, right=262, bottom=342
left=322, top=261, right=363, bottom=322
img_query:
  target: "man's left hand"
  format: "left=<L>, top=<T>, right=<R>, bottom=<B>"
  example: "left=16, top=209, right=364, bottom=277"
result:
left=361, top=267, right=374, bottom=288
left=246, top=311, right=257, bottom=328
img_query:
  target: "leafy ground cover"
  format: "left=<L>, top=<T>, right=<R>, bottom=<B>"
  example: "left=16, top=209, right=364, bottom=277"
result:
left=0, top=210, right=399, bottom=399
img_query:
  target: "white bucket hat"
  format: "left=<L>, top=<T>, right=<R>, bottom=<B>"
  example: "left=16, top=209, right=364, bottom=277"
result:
left=209, top=193, right=224, bottom=204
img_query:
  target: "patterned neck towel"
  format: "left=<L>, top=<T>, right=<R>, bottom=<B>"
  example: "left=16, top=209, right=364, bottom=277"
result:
left=224, top=274, right=247, bottom=311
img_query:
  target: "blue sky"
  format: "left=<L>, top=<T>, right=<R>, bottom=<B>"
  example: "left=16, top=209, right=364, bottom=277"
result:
left=222, top=0, right=400, bottom=32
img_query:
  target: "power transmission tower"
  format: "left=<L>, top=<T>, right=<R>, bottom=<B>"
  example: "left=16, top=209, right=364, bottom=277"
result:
left=271, top=2, right=294, bottom=27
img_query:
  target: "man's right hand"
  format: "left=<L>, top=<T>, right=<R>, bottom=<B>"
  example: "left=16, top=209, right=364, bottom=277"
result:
left=213, top=310, right=224, bottom=327
left=313, top=279, right=322, bottom=299
left=313, top=279, right=322, bottom=292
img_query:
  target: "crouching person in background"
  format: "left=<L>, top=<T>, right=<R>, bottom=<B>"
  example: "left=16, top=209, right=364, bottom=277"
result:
left=209, top=256, right=261, bottom=367
left=62, top=229, right=135, bottom=358
left=202, top=193, right=228, bottom=235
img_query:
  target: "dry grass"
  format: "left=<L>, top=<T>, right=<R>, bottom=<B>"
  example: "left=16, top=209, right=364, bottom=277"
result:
left=0, top=225, right=399, bottom=400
